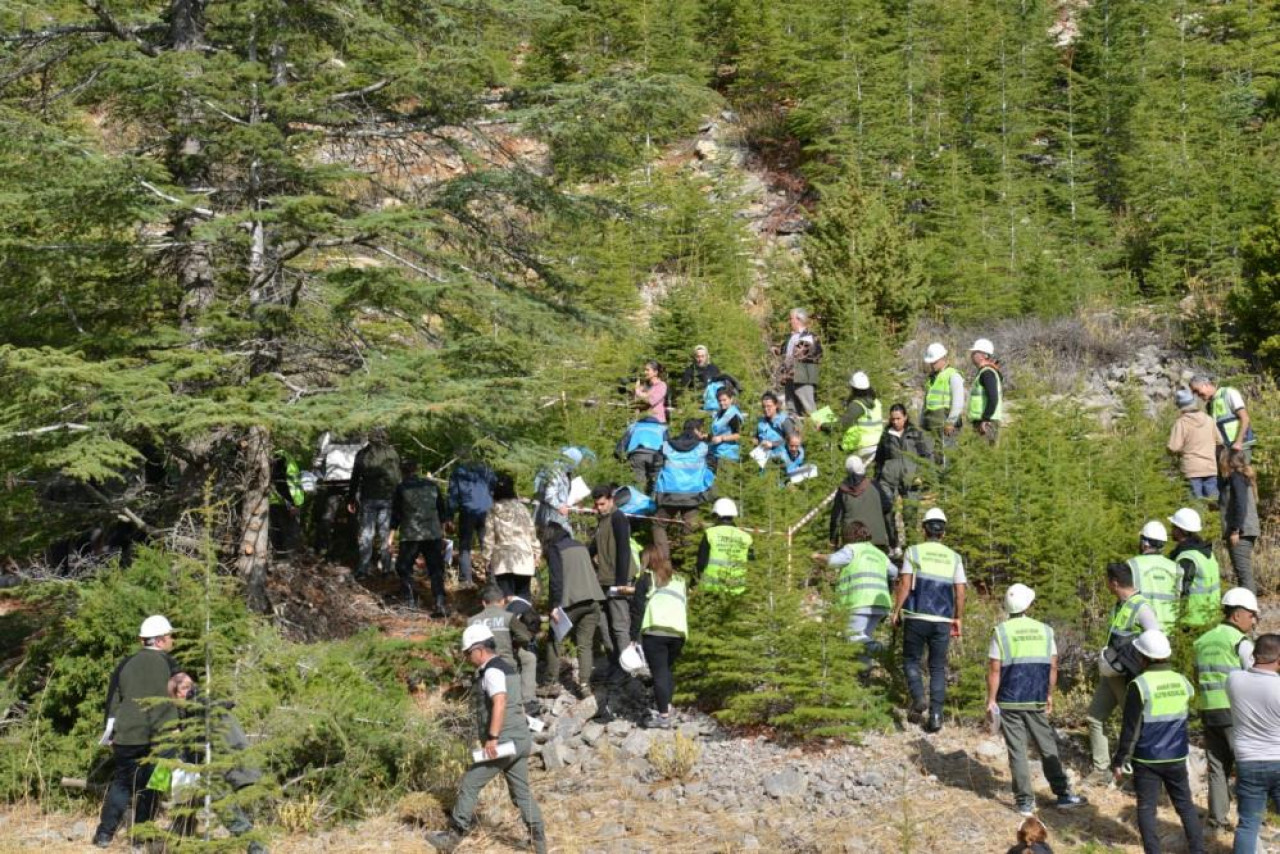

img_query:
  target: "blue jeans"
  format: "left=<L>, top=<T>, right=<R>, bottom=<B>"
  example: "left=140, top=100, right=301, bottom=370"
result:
left=1189, top=476, right=1219, bottom=500
left=1234, top=760, right=1280, bottom=853
left=902, top=618, right=951, bottom=715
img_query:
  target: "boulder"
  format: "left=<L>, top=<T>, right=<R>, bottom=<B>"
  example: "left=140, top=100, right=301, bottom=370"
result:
left=619, top=729, right=653, bottom=757
left=763, top=769, right=808, bottom=799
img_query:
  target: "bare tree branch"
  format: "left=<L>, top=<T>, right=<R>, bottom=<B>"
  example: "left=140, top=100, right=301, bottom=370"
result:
left=138, top=180, right=215, bottom=217
left=329, top=78, right=390, bottom=102
left=81, top=0, right=160, bottom=57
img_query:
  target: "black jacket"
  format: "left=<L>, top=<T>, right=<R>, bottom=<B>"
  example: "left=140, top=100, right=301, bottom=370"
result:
left=681, top=361, right=721, bottom=390
left=829, top=474, right=895, bottom=548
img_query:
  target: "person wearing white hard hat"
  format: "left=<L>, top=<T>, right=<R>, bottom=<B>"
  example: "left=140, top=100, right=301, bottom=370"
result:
left=1226, top=632, right=1280, bottom=854
left=1167, top=388, right=1221, bottom=500
left=697, top=497, right=754, bottom=594
left=1167, top=507, right=1222, bottom=628
left=967, top=339, right=1003, bottom=442
left=1193, top=587, right=1260, bottom=833
left=920, top=342, right=965, bottom=443
left=829, top=454, right=896, bottom=553
left=627, top=549, right=689, bottom=730
left=92, top=616, right=180, bottom=848
left=814, top=520, right=894, bottom=650
left=986, top=584, right=1087, bottom=817
left=428, top=625, right=545, bottom=854
left=826, top=371, right=883, bottom=462
left=1127, top=520, right=1180, bottom=627
left=1086, top=562, right=1162, bottom=785
left=1112, top=629, right=1204, bottom=854
left=891, top=507, right=965, bottom=733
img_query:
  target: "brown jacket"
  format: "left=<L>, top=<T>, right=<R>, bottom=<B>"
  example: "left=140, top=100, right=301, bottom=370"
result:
left=1167, top=410, right=1220, bottom=478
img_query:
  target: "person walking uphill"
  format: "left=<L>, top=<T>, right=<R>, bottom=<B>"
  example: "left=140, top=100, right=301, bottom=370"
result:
left=829, top=455, right=896, bottom=553
left=590, top=485, right=634, bottom=683
left=1168, top=507, right=1221, bottom=629
left=920, top=343, right=965, bottom=447
left=986, top=584, right=1087, bottom=818
left=93, top=615, right=180, bottom=848
left=1193, top=587, right=1260, bottom=835
left=967, top=339, right=1003, bottom=442
left=468, top=586, right=517, bottom=668
left=448, top=455, right=496, bottom=586
left=1226, top=632, right=1280, bottom=854
left=1111, top=630, right=1205, bottom=854
left=891, top=508, right=965, bottom=733
left=392, top=460, right=449, bottom=613
left=541, top=527, right=605, bottom=696
left=427, top=625, right=545, bottom=854
left=1127, top=521, right=1180, bottom=628
left=347, top=427, right=401, bottom=578
left=652, top=419, right=715, bottom=558
left=1167, top=388, right=1221, bottom=500
left=533, top=446, right=592, bottom=544
left=1219, top=447, right=1261, bottom=593
left=616, top=415, right=667, bottom=492
left=819, top=521, right=892, bottom=650
left=628, top=550, right=689, bottom=730
left=1190, top=374, right=1255, bottom=462
left=697, top=498, right=754, bottom=595
left=484, top=472, right=538, bottom=600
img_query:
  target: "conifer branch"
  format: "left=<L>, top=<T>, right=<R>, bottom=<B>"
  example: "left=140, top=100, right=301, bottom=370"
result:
left=138, top=180, right=215, bottom=218
left=80, top=0, right=160, bottom=57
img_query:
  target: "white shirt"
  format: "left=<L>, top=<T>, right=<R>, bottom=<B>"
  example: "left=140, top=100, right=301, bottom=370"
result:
left=1220, top=387, right=1246, bottom=414
left=481, top=666, right=507, bottom=698
left=946, top=371, right=966, bottom=423
left=1226, top=667, right=1280, bottom=762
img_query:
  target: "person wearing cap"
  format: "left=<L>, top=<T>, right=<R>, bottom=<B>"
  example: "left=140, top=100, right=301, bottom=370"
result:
left=1226, top=632, right=1280, bottom=854
left=816, top=521, right=893, bottom=649
left=427, top=625, right=545, bottom=854
left=697, top=498, right=754, bottom=594
left=1167, top=387, right=1221, bottom=500
left=590, top=484, right=634, bottom=684
left=92, top=615, right=181, bottom=848
left=1168, top=508, right=1221, bottom=628
left=828, top=371, right=883, bottom=462
left=652, top=418, right=715, bottom=557
left=616, top=415, right=667, bottom=492
left=1127, top=521, right=1181, bottom=627
left=891, top=507, right=965, bottom=733
left=967, top=339, right=1003, bottom=442
left=1086, top=561, right=1163, bottom=784
left=533, top=446, right=591, bottom=544
left=920, top=342, right=965, bottom=443
left=1190, top=374, right=1255, bottom=462
left=627, top=549, right=688, bottom=729
left=986, top=583, right=1087, bottom=817
left=540, top=526, right=605, bottom=696
left=708, top=385, right=744, bottom=467
left=680, top=345, right=721, bottom=399
left=1193, top=587, right=1259, bottom=833
left=829, top=454, right=895, bottom=552
left=1111, top=629, right=1204, bottom=854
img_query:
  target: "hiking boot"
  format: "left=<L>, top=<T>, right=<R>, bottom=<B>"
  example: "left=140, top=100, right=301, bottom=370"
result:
left=528, top=822, right=547, bottom=854
left=1055, top=793, right=1087, bottom=810
left=1206, top=818, right=1234, bottom=833
left=425, top=829, right=465, bottom=853
left=1014, top=798, right=1036, bottom=817
left=923, top=712, right=943, bottom=733
left=523, top=700, right=541, bottom=718
left=92, top=832, right=113, bottom=849
left=642, top=712, right=672, bottom=730
left=906, top=701, right=927, bottom=725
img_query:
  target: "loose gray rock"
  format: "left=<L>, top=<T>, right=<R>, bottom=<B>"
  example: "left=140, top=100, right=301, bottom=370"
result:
left=605, top=719, right=632, bottom=737
left=976, top=739, right=1005, bottom=760
left=763, top=769, right=808, bottom=799
left=619, top=729, right=653, bottom=757
left=580, top=721, right=605, bottom=746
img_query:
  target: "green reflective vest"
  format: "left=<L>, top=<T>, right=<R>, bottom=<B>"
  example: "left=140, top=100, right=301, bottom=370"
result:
left=1109, top=592, right=1155, bottom=647
left=841, top=400, right=884, bottom=453
left=1132, top=668, right=1193, bottom=763
left=629, top=537, right=643, bottom=574
left=1211, top=387, right=1253, bottom=447
left=1180, top=550, right=1222, bottom=628
left=1128, top=554, right=1180, bottom=627
left=924, top=366, right=960, bottom=415
left=835, top=543, right=892, bottom=612
left=967, top=365, right=1004, bottom=422
left=702, top=525, right=752, bottom=594
left=641, top=573, right=688, bottom=637
left=993, top=616, right=1054, bottom=710
left=1193, top=623, right=1246, bottom=712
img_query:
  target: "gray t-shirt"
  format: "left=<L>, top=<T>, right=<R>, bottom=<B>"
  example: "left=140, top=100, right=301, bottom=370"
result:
left=1226, top=668, right=1280, bottom=762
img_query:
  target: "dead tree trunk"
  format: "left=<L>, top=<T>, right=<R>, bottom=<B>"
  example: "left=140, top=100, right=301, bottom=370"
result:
left=236, top=426, right=272, bottom=613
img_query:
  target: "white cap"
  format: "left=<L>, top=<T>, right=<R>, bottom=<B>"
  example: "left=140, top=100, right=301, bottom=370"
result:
left=848, top=371, right=871, bottom=390
left=712, top=497, right=738, bottom=518
left=1222, top=587, right=1260, bottom=613
left=1004, top=583, right=1035, bottom=614
left=845, top=455, right=866, bottom=476
left=1168, top=508, right=1202, bottom=534
left=461, top=624, right=494, bottom=652
left=139, top=615, right=173, bottom=639
left=923, top=507, right=947, bottom=525
left=968, top=338, right=995, bottom=356
left=922, top=343, right=948, bottom=364
left=1133, top=629, right=1172, bottom=660
left=1140, top=520, right=1167, bottom=543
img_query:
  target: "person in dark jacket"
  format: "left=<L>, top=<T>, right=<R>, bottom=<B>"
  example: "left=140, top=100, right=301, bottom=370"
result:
left=874, top=405, right=933, bottom=543
left=829, top=455, right=896, bottom=551
left=448, top=457, right=496, bottom=586
left=590, top=485, right=634, bottom=684
left=680, top=345, right=720, bottom=397
left=93, top=615, right=180, bottom=848
left=505, top=592, right=542, bottom=717
left=392, top=460, right=449, bottom=614
left=1218, top=447, right=1260, bottom=592
left=347, top=427, right=401, bottom=578
left=652, top=419, right=715, bottom=559
left=541, top=528, right=606, bottom=696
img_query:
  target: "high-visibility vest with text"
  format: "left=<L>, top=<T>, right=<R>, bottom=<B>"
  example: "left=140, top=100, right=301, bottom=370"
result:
left=902, top=541, right=963, bottom=619
left=1180, top=550, right=1222, bottom=629
left=994, top=616, right=1054, bottom=709
left=1131, top=669, right=1193, bottom=764
left=1128, top=554, right=1180, bottom=627
left=702, top=525, right=752, bottom=594
left=835, top=543, right=892, bottom=612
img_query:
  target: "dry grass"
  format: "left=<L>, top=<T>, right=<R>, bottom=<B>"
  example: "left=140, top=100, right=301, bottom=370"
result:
left=648, top=732, right=701, bottom=781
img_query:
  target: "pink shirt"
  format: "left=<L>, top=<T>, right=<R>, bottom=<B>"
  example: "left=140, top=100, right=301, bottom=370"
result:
left=639, top=380, right=668, bottom=423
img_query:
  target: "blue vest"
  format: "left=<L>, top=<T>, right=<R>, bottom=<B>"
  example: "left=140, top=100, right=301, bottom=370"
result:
left=615, top=486, right=656, bottom=517
left=756, top=414, right=790, bottom=458
left=654, top=441, right=714, bottom=498
left=711, top=405, right=743, bottom=461
left=902, top=541, right=963, bottom=619
left=993, top=616, right=1054, bottom=709
left=625, top=419, right=667, bottom=454
left=783, top=445, right=806, bottom=475
left=703, top=379, right=728, bottom=412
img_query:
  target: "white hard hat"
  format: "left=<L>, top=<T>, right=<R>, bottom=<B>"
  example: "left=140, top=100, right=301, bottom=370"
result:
left=1133, top=629, right=1172, bottom=660
left=619, top=643, right=647, bottom=674
left=923, top=507, right=947, bottom=525
left=845, top=455, right=866, bottom=476
left=713, top=497, right=739, bottom=518
left=139, top=615, right=173, bottom=639
left=1222, top=587, right=1260, bottom=613
left=922, top=343, right=948, bottom=364
left=461, top=624, right=494, bottom=652
left=1004, top=583, right=1036, bottom=614
left=849, top=371, right=871, bottom=390
left=1168, top=508, right=1202, bottom=534
left=1140, top=520, right=1167, bottom=543
left=969, top=338, right=995, bottom=356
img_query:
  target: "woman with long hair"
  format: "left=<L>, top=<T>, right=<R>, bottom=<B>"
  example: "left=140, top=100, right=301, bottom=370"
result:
left=628, top=546, right=687, bottom=730
left=1219, top=447, right=1260, bottom=592
left=484, top=472, right=538, bottom=599
left=634, top=360, right=668, bottom=423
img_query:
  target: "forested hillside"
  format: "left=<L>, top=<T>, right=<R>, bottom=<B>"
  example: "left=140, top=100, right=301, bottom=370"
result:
left=3, top=0, right=1280, bottom=851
